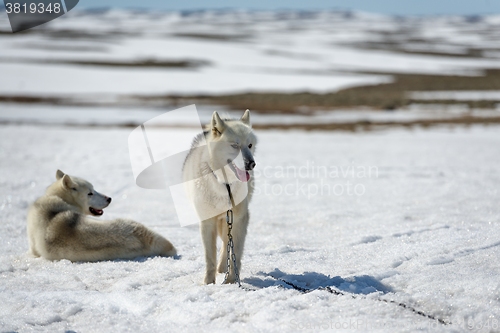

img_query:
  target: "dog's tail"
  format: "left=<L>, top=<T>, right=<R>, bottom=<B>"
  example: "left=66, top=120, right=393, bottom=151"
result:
left=133, top=223, right=177, bottom=257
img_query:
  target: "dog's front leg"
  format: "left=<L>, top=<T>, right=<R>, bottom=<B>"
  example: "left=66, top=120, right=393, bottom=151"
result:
left=201, top=218, right=217, bottom=284
left=217, top=217, right=228, bottom=274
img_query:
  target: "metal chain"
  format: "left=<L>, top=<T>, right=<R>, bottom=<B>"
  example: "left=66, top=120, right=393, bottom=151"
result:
left=265, top=273, right=450, bottom=325
left=219, top=178, right=249, bottom=288
left=222, top=209, right=241, bottom=286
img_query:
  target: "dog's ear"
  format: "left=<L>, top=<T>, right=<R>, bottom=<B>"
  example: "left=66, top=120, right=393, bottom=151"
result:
left=211, top=111, right=226, bottom=136
left=56, top=169, right=65, bottom=180
left=240, top=109, right=251, bottom=126
left=61, top=174, right=77, bottom=190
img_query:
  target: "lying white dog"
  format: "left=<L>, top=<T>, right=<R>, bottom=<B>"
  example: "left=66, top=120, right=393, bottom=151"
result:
left=27, top=170, right=176, bottom=261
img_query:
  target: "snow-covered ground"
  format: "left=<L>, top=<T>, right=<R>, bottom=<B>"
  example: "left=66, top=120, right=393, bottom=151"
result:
left=1, top=10, right=500, bottom=98
left=1, top=8, right=500, bottom=333
left=1, top=103, right=500, bottom=128
left=1, top=123, right=499, bottom=332
left=0, top=103, right=500, bottom=127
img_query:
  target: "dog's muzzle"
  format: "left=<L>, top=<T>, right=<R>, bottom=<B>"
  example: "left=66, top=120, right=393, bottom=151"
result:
left=246, top=160, right=256, bottom=171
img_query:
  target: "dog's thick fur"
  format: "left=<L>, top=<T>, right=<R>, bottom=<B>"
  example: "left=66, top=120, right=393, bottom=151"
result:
left=27, top=170, right=176, bottom=262
left=183, top=110, right=257, bottom=284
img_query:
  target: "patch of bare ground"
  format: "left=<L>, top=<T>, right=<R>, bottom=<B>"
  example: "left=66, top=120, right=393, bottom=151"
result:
left=135, top=69, right=500, bottom=113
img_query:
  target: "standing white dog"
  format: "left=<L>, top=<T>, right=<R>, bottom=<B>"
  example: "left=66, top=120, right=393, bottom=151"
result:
left=27, top=170, right=176, bottom=262
left=183, top=110, right=257, bottom=284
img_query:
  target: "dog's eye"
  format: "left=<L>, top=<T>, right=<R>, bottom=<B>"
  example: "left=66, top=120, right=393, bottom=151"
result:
left=248, top=144, right=253, bottom=149
left=71, top=188, right=77, bottom=191
left=88, top=193, right=93, bottom=196
left=231, top=144, right=239, bottom=149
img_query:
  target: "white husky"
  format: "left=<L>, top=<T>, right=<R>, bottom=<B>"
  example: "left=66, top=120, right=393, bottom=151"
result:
left=27, top=170, right=176, bottom=262
left=183, top=110, right=257, bottom=284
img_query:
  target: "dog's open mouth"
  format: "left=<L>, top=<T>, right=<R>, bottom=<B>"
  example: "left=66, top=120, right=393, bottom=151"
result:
left=227, top=160, right=250, bottom=182
left=89, top=207, right=104, bottom=216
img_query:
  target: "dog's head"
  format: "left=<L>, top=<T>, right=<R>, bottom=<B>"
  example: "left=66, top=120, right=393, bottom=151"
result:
left=208, top=110, right=257, bottom=184
left=51, top=170, right=112, bottom=216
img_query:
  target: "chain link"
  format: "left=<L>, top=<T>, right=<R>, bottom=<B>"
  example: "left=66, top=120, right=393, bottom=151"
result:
left=222, top=209, right=241, bottom=286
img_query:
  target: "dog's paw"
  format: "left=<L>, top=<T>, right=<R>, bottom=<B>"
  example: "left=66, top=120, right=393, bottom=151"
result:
left=217, top=262, right=228, bottom=273
left=204, top=275, right=216, bottom=285
left=222, top=275, right=236, bottom=284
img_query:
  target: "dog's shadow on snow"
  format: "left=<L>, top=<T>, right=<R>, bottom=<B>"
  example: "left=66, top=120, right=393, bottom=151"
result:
left=111, top=254, right=182, bottom=263
left=244, top=268, right=393, bottom=295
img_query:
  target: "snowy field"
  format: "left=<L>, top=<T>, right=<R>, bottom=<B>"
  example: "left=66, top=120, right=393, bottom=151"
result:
left=2, top=10, right=500, bottom=99
left=1, top=8, right=500, bottom=333
left=2, top=103, right=500, bottom=129
left=1, top=123, right=499, bottom=332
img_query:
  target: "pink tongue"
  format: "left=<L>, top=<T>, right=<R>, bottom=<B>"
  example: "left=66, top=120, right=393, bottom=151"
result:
left=235, top=166, right=250, bottom=182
